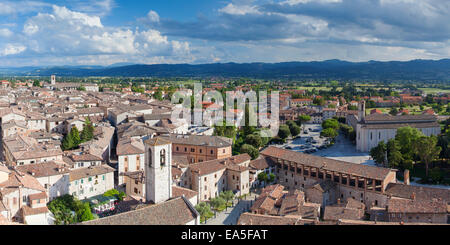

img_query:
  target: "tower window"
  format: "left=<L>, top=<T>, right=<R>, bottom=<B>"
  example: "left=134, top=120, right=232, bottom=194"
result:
left=148, top=148, right=152, bottom=167
left=160, top=149, right=166, bottom=166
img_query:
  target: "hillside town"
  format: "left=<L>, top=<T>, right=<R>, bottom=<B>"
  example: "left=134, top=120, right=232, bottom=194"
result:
left=0, top=77, right=449, bottom=226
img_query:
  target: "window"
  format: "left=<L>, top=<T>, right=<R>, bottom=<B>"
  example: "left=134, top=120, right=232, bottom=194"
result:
left=191, top=148, right=195, bottom=152
left=134, top=188, right=138, bottom=194
left=23, top=196, right=27, bottom=202
left=160, top=149, right=166, bottom=166
left=199, top=149, right=202, bottom=153
left=124, top=156, right=128, bottom=162
left=223, top=149, right=226, bottom=153
left=135, top=180, right=138, bottom=185
left=102, top=175, right=105, bottom=181
left=211, top=150, right=214, bottom=154
left=204, top=186, right=207, bottom=190
left=148, top=148, right=152, bottom=167
left=184, top=147, right=187, bottom=152
left=176, top=147, right=179, bottom=151
left=136, top=156, right=140, bottom=162
left=204, top=177, right=207, bottom=181
left=89, top=177, right=92, bottom=182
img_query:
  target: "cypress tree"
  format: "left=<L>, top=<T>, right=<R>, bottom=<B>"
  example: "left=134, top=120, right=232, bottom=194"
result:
left=70, top=126, right=81, bottom=147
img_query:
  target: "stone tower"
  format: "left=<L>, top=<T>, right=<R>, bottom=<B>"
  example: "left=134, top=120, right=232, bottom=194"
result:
left=51, top=75, right=56, bottom=85
left=358, top=100, right=365, bottom=122
left=143, top=137, right=172, bottom=204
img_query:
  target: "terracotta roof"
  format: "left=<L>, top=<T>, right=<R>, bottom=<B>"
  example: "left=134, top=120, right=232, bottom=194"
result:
left=16, top=162, right=69, bottom=178
left=144, top=137, right=172, bottom=146
left=323, top=206, right=364, bottom=221
left=0, top=171, right=46, bottom=193
left=116, top=138, right=145, bottom=156
left=237, top=213, right=314, bottom=225
left=28, top=192, right=47, bottom=200
left=22, top=206, right=50, bottom=216
left=69, top=165, right=115, bottom=182
left=385, top=183, right=450, bottom=201
left=172, top=186, right=198, bottom=200
left=261, top=147, right=394, bottom=180
left=250, top=195, right=276, bottom=214
left=70, top=153, right=103, bottom=162
left=387, top=198, right=447, bottom=214
left=80, top=197, right=198, bottom=225
left=249, top=156, right=276, bottom=170
left=160, top=134, right=232, bottom=147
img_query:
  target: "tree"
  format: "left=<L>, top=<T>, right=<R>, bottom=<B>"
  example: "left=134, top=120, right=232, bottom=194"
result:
left=387, top=139, right=403, bottom=168
left=290, top=125, right=301, bottom=136
left=370, top=141, right=387, bottom=166
left=47, top=195, right=76, bottom=225
left=240, top=144, right=259, bottom=160
left=61, top=133, right=74, bottom=151
left=76, top=202, right=94, bottom=222
left=195, top=202, right=212, bottom=223
left=321, top=128, right=338, bottom=138
left=278, top=125, right=291, bottom=140
left=210, top=197, right=226, bottom=212
left=322, top=119, right=339, bottom=130
left=153, top=89, right=163, bottom=101
left=257, top=172, right=268, bottom=187
left=80, top=118, right=94, bottom=142
left=413, top=136, right=441, bottom=178
left=220, top=190, right=235, bottom=204
left=78, top=85, right=86, bottom=91
left=395, top=126, right=424, bottom=160
left=296, top=115, right=311, bottom=126
left=103, top=189, right=126, bottom=201
left=389, top=107, right=399, bottom=116
left=33, top=80, right=41, bottom=87
left=69, top=126, right=81, bottom=147
left=245, top=134, right=263, bottom=148
left=268, top=173, right=275, bottom=183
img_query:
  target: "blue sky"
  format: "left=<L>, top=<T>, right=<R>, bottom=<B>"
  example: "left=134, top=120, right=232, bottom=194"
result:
left=0, top=0, right=449, bottom=67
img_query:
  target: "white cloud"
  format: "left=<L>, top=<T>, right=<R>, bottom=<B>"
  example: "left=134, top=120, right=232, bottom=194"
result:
left=147, top=10, right=160, bottom=23
left=0, top=1, right=50, bottom=16
left=5, top=5, right=192, bottom=65
left=0, top=28, right=13, bottom=37
left=0, top=44, right=27, bottom=56
left=53, top=5, right=103, bottom=28
left=219, top=3, right=260, bottom=15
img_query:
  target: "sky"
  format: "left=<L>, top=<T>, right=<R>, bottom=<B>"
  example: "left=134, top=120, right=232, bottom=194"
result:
left=0, top=0, right=449, bottom=67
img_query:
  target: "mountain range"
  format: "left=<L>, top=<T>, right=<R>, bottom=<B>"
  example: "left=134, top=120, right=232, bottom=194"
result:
left=1, top=59, right=449, bottom=81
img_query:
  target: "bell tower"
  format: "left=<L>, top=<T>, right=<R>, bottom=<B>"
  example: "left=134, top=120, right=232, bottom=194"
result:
left=51, top=75, right=56, bottom=85
left=358, top=100, right=366, bottom=122
left=144, top=137, right=172, bottom=204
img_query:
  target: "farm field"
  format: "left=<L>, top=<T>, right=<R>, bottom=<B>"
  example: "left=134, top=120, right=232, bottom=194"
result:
left=418, top=88, right=450, bottom=94
left=297, top=86, right=342, bottom=92
left=366, top=105, right=434, bottom=115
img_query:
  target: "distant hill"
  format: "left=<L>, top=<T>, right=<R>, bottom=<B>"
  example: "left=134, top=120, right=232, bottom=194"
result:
left=2, top=59, right=450, bottom=81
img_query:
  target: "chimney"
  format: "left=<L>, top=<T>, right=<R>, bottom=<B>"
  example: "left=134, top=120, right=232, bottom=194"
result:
left=404, top=169, right=410, bottom=185
left=337, top=198, right=341, bottom=205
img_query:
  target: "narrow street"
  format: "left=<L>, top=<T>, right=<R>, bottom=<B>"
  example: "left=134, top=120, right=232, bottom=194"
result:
left=203, top=192, right=258, bottom=225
